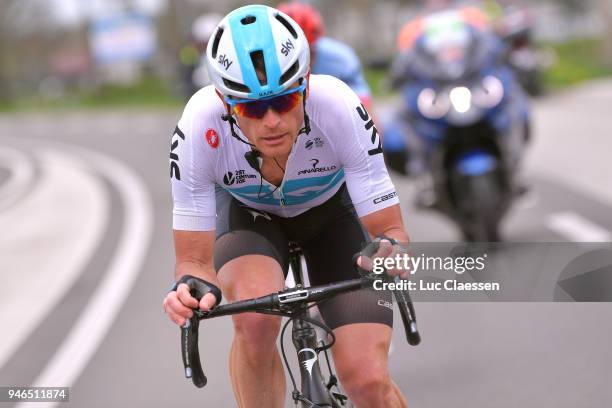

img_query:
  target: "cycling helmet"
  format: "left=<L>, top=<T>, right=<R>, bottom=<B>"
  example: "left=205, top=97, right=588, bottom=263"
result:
left=277, top=2, right=324, bottom=45
left=206, top=5, right=310, bottom=100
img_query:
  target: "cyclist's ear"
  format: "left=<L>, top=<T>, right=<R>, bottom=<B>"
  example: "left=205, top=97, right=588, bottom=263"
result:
left=215, top=90, right=234, bottom=114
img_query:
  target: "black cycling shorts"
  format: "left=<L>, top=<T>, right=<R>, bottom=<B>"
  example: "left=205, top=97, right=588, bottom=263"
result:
left=213, top=183, right=393, bottom=330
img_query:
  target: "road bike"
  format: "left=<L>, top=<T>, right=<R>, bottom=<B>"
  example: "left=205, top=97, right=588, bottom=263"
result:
left=179, top=243, right=421, bottom=407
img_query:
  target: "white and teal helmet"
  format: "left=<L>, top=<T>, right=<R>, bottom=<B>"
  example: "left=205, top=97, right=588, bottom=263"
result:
left=205, top=4, right=310, bottom=100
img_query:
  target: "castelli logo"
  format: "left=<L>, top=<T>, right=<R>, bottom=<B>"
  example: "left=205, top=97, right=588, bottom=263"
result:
left=206, top=129, right=219, bottom=148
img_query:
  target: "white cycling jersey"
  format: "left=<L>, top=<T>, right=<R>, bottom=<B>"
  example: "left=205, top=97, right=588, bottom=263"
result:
left=171, top=74, right=398, bottom=231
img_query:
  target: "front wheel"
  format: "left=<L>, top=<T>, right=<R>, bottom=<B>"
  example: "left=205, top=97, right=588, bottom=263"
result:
left=452, top=173, right=506, bottom=242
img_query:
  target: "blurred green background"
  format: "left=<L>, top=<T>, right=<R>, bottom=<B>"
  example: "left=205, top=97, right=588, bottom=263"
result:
left=1, top=0, right=611, bottom=111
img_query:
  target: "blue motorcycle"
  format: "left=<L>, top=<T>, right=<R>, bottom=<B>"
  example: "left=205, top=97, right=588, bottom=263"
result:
left=384, top=16, right=530, bottom=241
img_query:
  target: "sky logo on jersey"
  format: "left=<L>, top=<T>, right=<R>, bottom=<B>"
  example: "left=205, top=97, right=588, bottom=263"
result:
left=356, top=104, right=382, bottom=156
left=170, top=126, right=185, bottom=180
left=297, top=159, right=337, bottom=175
left=205, top=128, right=219, bottom=149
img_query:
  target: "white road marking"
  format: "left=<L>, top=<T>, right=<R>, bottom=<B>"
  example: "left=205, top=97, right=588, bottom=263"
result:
left=0, top=146, right=36, bottom=211
left=0, top=150, right=109, bottom=371
left=546, top=212, right=612, bottom=242
left=15, top=146, right=153, bottom=408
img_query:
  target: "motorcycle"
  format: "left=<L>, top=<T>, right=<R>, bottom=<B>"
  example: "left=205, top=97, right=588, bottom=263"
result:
left=384, top=14, right=530, bottom=242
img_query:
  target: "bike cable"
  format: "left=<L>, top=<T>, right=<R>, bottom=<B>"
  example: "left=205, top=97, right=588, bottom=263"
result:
left=258, top=306, right=336, bottom=406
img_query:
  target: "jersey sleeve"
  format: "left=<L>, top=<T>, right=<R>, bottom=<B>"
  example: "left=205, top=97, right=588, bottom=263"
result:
left=170, top=90, right=218, bottom=231
left=312, top=76, right=399, bottom=217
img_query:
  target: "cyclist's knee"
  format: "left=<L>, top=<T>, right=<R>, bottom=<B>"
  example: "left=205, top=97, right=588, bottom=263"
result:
left=341, top=367, right=393, bottom=405
left=218, top=255, right=285, bottom=302
left=334, top=334, right=394, bottom=405
left=232, top=312, right=281, bottom=349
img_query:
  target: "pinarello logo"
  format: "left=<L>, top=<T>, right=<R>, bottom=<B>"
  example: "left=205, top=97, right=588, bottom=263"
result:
left=205, top=129, right=219, bottom=149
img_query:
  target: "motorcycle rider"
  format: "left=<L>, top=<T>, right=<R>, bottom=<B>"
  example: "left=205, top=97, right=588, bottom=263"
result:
left=383, top=3, right=531, bottom=216
left=385, top=4, right=530, bottom=179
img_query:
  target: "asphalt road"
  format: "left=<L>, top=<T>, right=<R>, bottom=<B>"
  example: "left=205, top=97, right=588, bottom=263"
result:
left=1, top=80, right=611, bottom=407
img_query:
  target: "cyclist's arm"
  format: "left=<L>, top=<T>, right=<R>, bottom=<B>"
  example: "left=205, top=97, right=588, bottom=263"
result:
left=172, top=230, right=221, bottom=318
left=165, top=89, right=221, bottom=325
left=174, top=230, right=218, bottom=283
left=360, top=204, right=409, bottom=243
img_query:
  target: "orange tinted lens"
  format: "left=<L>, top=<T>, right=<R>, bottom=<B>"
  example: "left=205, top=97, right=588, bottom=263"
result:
left=234, top=91, right=302, bottom=118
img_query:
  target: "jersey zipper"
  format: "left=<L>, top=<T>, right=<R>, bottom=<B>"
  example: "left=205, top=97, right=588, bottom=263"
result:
left=278, top=147, right=296, bottom=216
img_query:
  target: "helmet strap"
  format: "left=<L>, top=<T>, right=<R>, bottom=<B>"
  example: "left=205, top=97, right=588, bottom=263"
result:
left=221, top=103, right=256, bottom=148
left=297, top=89, right=311, bottom=136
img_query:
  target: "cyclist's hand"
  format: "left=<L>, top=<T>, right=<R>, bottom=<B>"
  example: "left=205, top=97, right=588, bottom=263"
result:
left=163, top=284, right=218, bottom=327
left=356, top=238, right=411, bottom=279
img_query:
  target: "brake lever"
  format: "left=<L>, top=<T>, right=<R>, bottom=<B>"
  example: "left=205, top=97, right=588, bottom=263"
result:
left=389, top=275, right=421, bottom=346
left=181, top=316, right=207, bottom=388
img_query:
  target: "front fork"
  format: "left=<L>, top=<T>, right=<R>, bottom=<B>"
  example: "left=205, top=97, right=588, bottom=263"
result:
left=292, top=317, right=344, bottom=407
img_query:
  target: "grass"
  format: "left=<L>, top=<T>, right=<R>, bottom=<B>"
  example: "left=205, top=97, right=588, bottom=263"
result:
left=364, top=67, right=390, bottom=98
left=78, top=75, right=182, bottom=108
left=0, top=75, right=183, bottom=113
left=544, top=37, right=612, bottom=89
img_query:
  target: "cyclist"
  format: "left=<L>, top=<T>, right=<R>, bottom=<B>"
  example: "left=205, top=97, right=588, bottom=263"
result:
left=163, top=5, right=409, bottom=407
left=277, top=1, right=375, bottom=114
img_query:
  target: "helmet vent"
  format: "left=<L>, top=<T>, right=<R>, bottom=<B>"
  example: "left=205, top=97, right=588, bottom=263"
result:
left=241, top=15, right=256, bottom=25
left=250, top=50, right=268, bottom=86
left=222, top=78, right=251, bottom=94
left=275, top=14, right=298, bottom=39
left=279, top=61, right=299, bottom=85
left=211, top=27, right=223, bottom=59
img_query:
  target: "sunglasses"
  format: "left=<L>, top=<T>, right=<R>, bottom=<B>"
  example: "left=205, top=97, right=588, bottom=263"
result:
left=224, top=81, right=307, bottom=119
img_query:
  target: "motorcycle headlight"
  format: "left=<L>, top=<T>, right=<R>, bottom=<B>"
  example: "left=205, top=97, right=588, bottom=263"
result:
left=449, top=87, right=472, bottom=114
left=417, top=88, right=450, bottom=119
left=472, top=75, right=504, bottom=109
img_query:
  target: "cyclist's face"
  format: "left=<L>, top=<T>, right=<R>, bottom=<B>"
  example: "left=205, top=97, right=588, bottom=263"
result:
left=234, top=83, right=305, bottom=158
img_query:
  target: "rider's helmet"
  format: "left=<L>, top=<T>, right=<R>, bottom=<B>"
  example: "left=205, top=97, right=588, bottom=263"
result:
left=276, top=2, right=324, bottom=45
left=205, top=5, right=310, bottom=101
